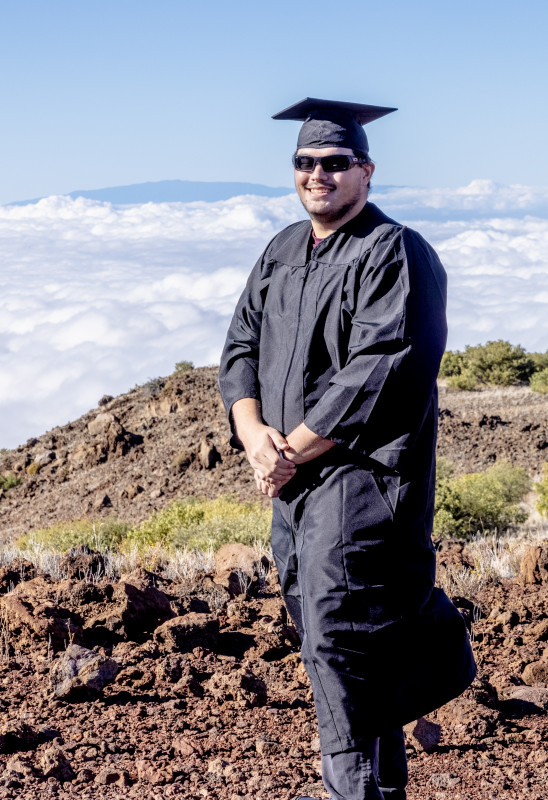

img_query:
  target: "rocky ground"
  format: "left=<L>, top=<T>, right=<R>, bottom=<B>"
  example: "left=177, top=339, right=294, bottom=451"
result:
left=0, top=540, right=547, bottom=799
left=1, top=369, right=548, bottom=798
left=1, top=368, right=548, bottom=542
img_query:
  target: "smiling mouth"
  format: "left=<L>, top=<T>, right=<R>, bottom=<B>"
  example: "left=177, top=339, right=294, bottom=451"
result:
left=306, top=186, right=334, bottom=195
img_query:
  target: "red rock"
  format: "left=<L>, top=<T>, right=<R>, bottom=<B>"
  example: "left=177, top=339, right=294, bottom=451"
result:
left=403, top=717, right=442, bottom=752
left=522, top=660, right=548, bottom=685
left=519, top=543, right=548, bottom=585
left=154, top=613, right=219, bottom=653
left=173, top=736, right=203, bottom=757
left=94, top=767, right=131, bottom=786
left=135, top=759, right=174, bottom=785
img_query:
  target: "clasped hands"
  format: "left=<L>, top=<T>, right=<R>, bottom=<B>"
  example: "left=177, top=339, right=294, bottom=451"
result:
left=231, top=398, right=336, bottom=498
left=243, top=424, right=298, bottom=498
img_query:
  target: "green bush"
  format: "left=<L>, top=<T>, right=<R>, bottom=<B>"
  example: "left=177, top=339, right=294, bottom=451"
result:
left=0, top=473, right=21, bottom=491
left=466, top=341, right=534, bottom=386
left=446, top=370, right=478, bottom=391
left=530, top=368, right=548, bottom=395
left=529, top=351, right=548, bottom=373
left=439, top=351, right=465, bottom=378
left=439, top=340, right=535, bottom=389
left=17, top=517, right=131, bottom=553
left=125, top=495, right=272, bottom=553
left=139, top=377, right=166, bottom=397
left=174, top=360, right=194, bottom=374
left=434, top=459, right=530, bottom=537
left=535, top=463, right=548, bottom=518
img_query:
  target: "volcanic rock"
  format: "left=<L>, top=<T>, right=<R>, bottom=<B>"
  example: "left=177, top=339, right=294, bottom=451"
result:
left=520, top=543, right=548, bottom=585
left=214, top=542, right=269, bottom=597
left=94, top=767, right=131, bottom=786
left=135, top=758, right=174, bottom=785
left=199, top=436, right=221, bottom=469
left=39, top=746, right=75, bottom=781
left=49, top=643, right=119, bottom=699
left=0, top=580, right=83, bottom=653
left=403, top=717, right=442, bottom=752
left=0, top=721, right=40, bottom=754
left=0, top=754, right=41, bottom=784
left=0, top=559, right=36, bottom=593
left=59, top=545, right=106, bottom=581
left=522, top=660, right=548, bottom=685
left=207, top=666, right=267, bottom=708
left=153, top=612, right=219, bottom=653
left=99, top=567, right=173, bottom=640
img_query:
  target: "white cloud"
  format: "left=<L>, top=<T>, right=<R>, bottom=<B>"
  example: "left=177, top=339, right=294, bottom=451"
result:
left=1, top=185, right=547, bottom=448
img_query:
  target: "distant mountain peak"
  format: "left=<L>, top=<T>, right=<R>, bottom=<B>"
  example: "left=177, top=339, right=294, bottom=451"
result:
left=7, top=179, right=295, bottom=207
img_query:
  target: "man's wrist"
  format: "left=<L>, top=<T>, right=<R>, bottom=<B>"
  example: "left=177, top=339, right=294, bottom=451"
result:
left=282, top=447, right=305, bottom=465
left=239, top=421, right=267, bottom=451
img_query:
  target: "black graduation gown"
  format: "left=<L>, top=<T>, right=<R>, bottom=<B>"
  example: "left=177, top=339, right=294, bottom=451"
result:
left=218, top=201, right=476, bottom=754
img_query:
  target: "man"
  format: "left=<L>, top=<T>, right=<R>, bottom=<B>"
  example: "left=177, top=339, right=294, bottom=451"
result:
left=218, top=98, right=476, bottom=800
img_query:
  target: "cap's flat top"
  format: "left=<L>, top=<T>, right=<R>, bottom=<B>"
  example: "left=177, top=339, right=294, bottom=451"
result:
left=272, top=97, right=397, bottom=124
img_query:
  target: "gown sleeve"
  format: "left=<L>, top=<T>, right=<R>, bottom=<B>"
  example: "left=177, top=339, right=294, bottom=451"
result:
left=217, top=249, right=271, bottom=449
left=303, top=227, right=448, bottom=471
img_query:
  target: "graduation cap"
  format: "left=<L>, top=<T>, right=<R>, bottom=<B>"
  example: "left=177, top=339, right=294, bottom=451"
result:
left=272, top=97, right=397, bottom=153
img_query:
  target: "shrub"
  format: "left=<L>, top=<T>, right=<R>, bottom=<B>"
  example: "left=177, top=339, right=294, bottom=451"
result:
left=174, top=360, right=194, bottom=374
left=126, top=495, right=271, bottom=553
left=535, top=463, right=548, bottom=518
left=140, top=377, right=166, bottom=397
left=530, top=368, right=548, bottom=395
left=26, top=462, right=40, bottom=475
left=16, top=517, right=131, bottom=553
left=434, top=460, right=530, bottom=538
left=439, top=340, right=535, bottom=389
left=446, top=370, right=478, bottom=391
left=439, top=351, right=465, bottom=379
left=464, top=341, right=534, bottom=386
left=0, top=473, right=21, bottom=491
left=529, top=351, right=548, bottom=373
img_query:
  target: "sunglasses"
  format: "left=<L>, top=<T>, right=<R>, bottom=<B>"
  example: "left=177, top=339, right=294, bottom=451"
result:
left=292, top=153, right=369, bottom=173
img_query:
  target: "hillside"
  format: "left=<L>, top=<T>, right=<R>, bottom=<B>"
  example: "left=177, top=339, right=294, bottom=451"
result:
left=1, top=370, right=548, bottom=798
left=1, top=369, right=548, bottom=542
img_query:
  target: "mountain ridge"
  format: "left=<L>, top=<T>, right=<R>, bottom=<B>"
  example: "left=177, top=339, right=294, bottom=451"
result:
left=5, top=179, right=294, bottom=206
left=5, top=178, right=404, bottom=207
left=0, top=367, right=547, bottom=542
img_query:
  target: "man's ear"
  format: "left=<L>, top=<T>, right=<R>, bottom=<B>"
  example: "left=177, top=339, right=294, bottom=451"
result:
left=364, top=162, right=375, bottom=182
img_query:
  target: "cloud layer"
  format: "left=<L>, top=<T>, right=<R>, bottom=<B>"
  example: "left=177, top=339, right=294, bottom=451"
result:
left=1, top=182, right=547, bottom=448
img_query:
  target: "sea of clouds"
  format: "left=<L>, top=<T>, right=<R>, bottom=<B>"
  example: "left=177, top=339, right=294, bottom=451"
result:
left=1, top=179, right=547, bottom=448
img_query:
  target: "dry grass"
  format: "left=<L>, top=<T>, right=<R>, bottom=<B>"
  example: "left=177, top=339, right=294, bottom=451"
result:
left=438, top=381, right=548, bottom=416
left=437, top=520, right=548, bottom=600
left=0, top=538, right=272, bottom=588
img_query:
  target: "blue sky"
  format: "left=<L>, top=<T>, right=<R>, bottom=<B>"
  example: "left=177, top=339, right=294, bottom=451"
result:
left=1, top=0, right=547, bottom=203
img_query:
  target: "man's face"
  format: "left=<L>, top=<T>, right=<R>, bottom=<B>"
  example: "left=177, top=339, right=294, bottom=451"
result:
left=293, top=146, right=375, bottom=229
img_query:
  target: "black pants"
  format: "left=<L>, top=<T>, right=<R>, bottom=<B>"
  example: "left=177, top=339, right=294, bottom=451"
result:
left=271, top=466, right=410, bottom=798
left=322, top=729, right=408, bottom=800
left=271, top=465, right=407, bottom=755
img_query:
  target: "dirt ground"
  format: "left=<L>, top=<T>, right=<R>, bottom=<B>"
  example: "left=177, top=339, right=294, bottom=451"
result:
left=0, top=542, right=547, bottom=800
left=0, top=546, right=548, bottom=800
left=1, top=370, right=548, bottom=798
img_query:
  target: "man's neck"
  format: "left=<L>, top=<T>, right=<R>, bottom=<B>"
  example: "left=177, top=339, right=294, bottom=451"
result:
left=310, top=198, right=369, bottom=238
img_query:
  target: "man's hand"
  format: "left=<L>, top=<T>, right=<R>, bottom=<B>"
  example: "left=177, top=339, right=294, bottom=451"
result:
left=231, top=399, right=297, bottom=494
left=254, top=468, right=286, bottom=498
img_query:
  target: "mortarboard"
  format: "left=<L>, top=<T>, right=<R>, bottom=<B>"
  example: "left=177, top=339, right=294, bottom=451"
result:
left=272, top=97, right=397, bottom=153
